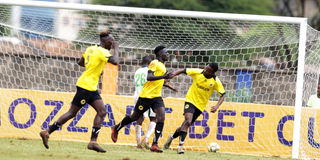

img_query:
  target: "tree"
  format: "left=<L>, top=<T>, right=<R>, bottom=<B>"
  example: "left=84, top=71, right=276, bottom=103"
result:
left=93, top=0, right=276, bottom=15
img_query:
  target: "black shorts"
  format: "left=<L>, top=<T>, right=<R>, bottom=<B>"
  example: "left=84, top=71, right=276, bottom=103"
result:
left=134, top=97, right=164, bottom=114
left=184, top=102, right=202, bottom=124
left=72, top=86, right=102, bottom=107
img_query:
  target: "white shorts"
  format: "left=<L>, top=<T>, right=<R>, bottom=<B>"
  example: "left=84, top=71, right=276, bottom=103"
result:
left=134, top=96, right=156, bottom=118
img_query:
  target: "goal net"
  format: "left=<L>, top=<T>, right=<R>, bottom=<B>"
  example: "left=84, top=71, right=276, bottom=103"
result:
left=0, top=1, right=319, bottom=159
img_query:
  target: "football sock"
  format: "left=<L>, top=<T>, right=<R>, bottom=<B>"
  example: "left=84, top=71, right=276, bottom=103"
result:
left=153, top=122, right=164, bottom=144
left=116, top=116, right=132, bottom=132
left=90, top=126, right=101, bottom=141
left=145, top=121, right=156, bottom=142
left=172, top=128, right=180, bottom=139
left=135, top=125, right=142, bottom=144
left=179, top=131, right=187, bottom=146
left=48, top=122, right=61, bottom=134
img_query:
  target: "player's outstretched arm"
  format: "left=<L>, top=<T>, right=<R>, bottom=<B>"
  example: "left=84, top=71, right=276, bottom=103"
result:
left=77, top=56, right=85, bottom=67
left=210, top=95, right=224, bottom=113
left=147, top=71, right=173, bottom=81
left=108, top=41, right=119, bottom=65
left=171, top=69, right=186, bottom=78
left=164, top=79, right=178, bottom=92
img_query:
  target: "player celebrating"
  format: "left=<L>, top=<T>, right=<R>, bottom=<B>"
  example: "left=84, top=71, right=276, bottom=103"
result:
left=111, top=45, right=175, bottom=152
left=39, top=30, right=119, bottom=153
left=163, top=62, right=225, bottom=154
left=134, top=55, right=156, bottom=149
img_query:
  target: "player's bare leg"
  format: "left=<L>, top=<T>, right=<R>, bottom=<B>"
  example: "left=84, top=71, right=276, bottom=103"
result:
left=39, top=104, right=80, bottom=149
left=88, top=99, right=107, bottom=153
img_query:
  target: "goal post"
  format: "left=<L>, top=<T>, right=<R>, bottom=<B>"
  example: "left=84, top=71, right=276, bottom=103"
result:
left=0, top=0, right=319, bottom=159
left=292, top=18, right=308, bottom=159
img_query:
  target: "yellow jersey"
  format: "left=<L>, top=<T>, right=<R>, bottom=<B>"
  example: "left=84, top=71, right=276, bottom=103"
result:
left=139, top=59, right=166, bottom=98
left=76, top=45, right=111, bottom=91
left=185, top=68, right=225, bottom=112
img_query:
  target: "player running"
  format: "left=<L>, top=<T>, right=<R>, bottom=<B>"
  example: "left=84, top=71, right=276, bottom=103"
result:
left=40, top=30, right=119, bottom=153
left=163, top=62, right=225, bottom=154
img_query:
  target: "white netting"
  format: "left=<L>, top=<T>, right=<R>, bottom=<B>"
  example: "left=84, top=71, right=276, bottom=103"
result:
left=0, top=1, right=320, bottom=159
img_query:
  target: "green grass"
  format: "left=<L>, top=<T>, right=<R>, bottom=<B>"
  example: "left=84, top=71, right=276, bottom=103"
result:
left=0, top=138, right=292, bottom=160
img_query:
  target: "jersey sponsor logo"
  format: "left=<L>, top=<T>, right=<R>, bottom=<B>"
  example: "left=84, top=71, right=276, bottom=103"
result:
left=196, top=83, right=210, bottom=91
left=138, top=105, right=144, bottom=110
left=81, top=99, right=86, bottom=105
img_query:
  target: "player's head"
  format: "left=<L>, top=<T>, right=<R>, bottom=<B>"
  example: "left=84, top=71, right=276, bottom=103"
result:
left=154, top=45, right=169, bottom=62
left=203, top=62, right=218, bottom=78
left=99, top=30, right=114, bottom=50
left=141, top=55, right=152, bottom=66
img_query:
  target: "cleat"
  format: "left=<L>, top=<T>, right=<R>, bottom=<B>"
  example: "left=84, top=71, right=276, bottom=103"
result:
left=163, top=136, right=173, bottom=150
left=177, top=146, right=184, bottom=154
left=111, top=126, right=118, bottom=143
left=137, top=143, right=143, bottom=149
left=140, top=138, right=150, bottom=150
left=150, top=143, right=163, bottom=153
left=40, top=130, right=50, bottom=149
left=87, top=141, right=106, bottom=153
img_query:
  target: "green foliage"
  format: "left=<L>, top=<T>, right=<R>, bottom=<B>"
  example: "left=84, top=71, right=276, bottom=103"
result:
left=0, top=5, right=11, bottom=36
left=93, top=0, right=275, bottom=15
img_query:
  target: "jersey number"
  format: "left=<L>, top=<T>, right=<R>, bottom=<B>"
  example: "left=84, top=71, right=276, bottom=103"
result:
left=135, top=73, right=146, bottom=87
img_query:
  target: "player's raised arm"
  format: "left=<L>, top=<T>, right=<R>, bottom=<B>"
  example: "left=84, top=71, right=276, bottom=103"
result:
left=77, top=56, right=85, bottom=67
left=108, top=41, right=119, bottom=65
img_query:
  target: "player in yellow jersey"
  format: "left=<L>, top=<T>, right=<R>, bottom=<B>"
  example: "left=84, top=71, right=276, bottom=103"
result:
left=40, top=30, right=119, bottom=153
left=163, top=62, right=225, bottom=154
left=111, top=45, right=176, bottom=153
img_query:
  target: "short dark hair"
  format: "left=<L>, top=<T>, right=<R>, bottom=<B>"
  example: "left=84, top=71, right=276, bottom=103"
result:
left=141, top=55, right=152, bottom=65
left=154, top=45, right=166, bottom=55
left=209, top=62, right=218, bottom=72
left=99, top=30, right=111, bottom=39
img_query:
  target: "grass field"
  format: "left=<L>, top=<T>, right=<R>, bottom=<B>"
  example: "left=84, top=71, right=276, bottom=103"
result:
left=0, top=138, right=292, bottom=160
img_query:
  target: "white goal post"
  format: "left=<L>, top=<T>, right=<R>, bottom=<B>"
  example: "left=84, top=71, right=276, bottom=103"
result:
left=0, top=0, right=319, bottom=159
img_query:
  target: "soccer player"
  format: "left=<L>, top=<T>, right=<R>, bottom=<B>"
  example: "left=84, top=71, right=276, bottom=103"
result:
left=39, top=30, right=119, bottom=153
left=133, top=55, right=156, bottom=149
left=307, top=82, right=320, bottom=108
left=111, top=45, right=175, bottom=152
left=163, top=62, right=225, bottom=154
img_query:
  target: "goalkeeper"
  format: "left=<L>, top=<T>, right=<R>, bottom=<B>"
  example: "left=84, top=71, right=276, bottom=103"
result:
left=40, top=30, right=119, bottom=153
left=163, top=62, right=225, bottom=154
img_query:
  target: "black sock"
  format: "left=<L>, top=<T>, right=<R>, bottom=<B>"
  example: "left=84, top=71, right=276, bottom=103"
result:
left=90, top=127, right=101, bottom=141
left=179, top=131, right=187, bottom=146
left=48, top=122, right=61, bottom=134
left=116, top=116, right=132, bottom=132
left=153, top=122, right=164, bottom=145
left=172, top=128, right=180, bottom=139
